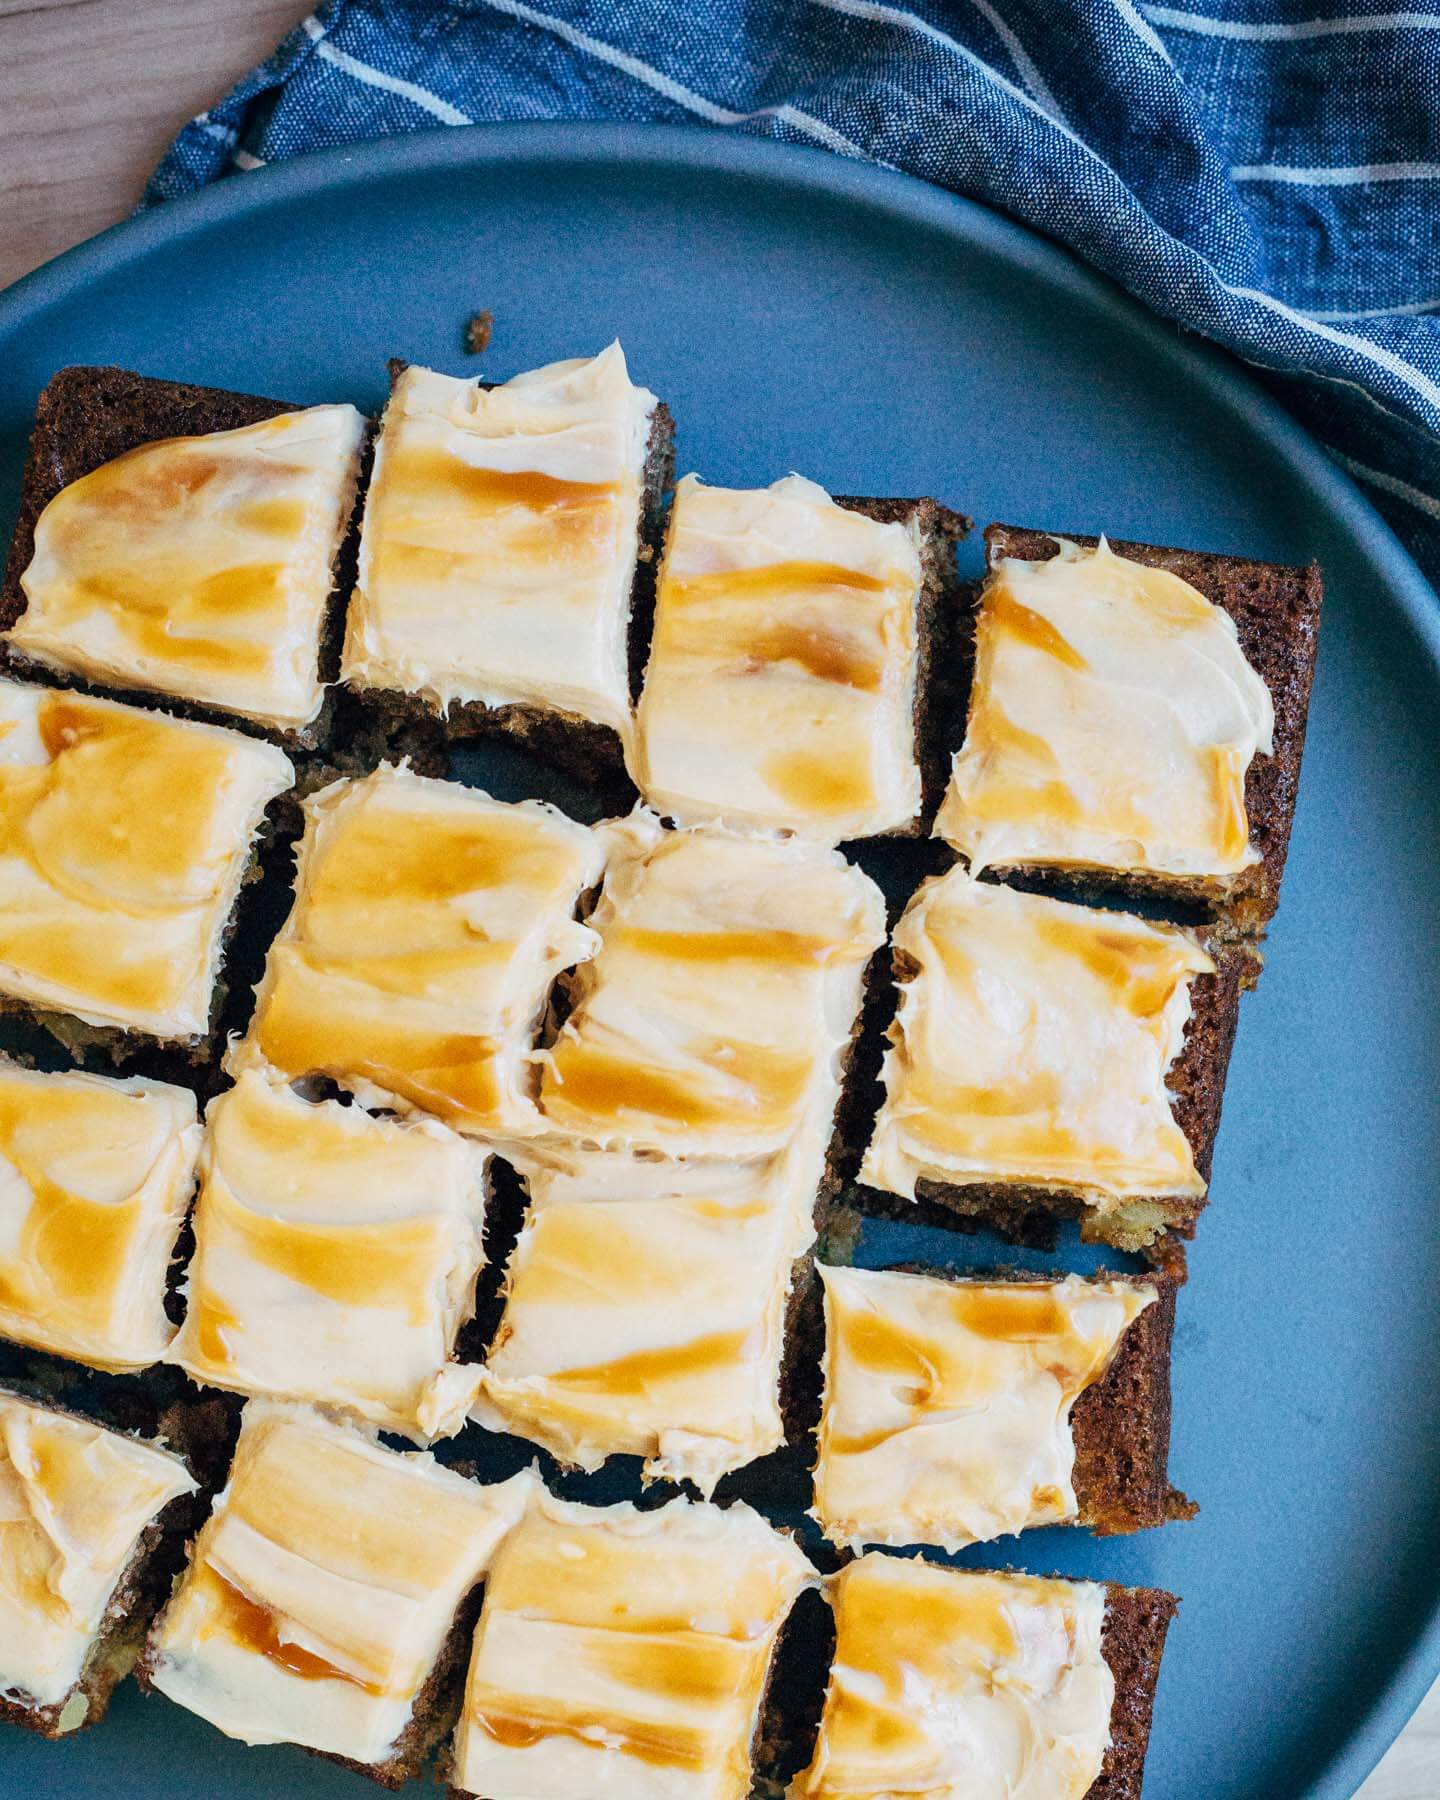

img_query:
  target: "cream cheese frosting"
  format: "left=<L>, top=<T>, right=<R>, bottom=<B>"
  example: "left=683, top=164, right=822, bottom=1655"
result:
left=167, top=1069, right=488, bottom=1442
left=861, top=867, right=1213, bottom=1209
left=13, top=406, right=367, bottom=730
left=0, top=1062, right=200, bottom=1373
left=0, top=1392, right=195, bottom=1712
left=0, top=680, right=294, bottom=1039
left=343, top=346, right=657, bottom=738
left=148, top=1401, right=533, bottom=1766
left=936, top=536, right=1275, bottom=878
left=538, top=809, right=886, bottom=1159
left=795, top=1555, right=1114, bottom=1800
left=813, top=1267, right=1156, bottom=1550
left=473, top=1141, right=822, bottom=1491
left=632, top=475, right=925, bottom=841
left=230, top=765, right=604, bottom=1136
left=452, top=1490, right=816, bottom=1800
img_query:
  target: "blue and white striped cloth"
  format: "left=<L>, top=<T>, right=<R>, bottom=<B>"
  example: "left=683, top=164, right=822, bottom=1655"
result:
left=148, top=1, right=1440, bottom=587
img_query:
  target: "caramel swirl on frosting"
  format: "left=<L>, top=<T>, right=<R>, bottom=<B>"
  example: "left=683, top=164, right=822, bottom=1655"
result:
left=474, top=1140, right=822, bottom=1492
left=0, top=1393, right=195, bottom=1709
left=814, top=1267, right=1155, bottom=1550
left=862, top=867, right=1212, bottom=1208
left=344, top=345, right=657, bottom=736
left=148, top=1403, right=531, bottom=1765
left=231, top=765, right=603, bottom=1136
left=796, top=1555, right=1113, bottom=1800
left=168, top=1070, right=487, bottom=1442
left=14, top=407, right=365, bottom=728
left=539, top=810, right=885, bottom=1158
left=0, top=1063, right=199, bottom=1372
left=0, top=682, right=292, bottom=1037
left=633, top=475, right=925, bottom=840
left=453, top=1491, right=814, bottom=1800
left=937, top=537, right=1273, bottom=878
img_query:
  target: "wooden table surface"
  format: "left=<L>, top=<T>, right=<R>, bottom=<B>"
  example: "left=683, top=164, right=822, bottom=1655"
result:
left=1, top=3, right=1437, bottom=1795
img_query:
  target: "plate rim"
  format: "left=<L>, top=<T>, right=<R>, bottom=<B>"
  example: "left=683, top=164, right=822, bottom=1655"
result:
left=1, top=119, right=1437, bottom=1800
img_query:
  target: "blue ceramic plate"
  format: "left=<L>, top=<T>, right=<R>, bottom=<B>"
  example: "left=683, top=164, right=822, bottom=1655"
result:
left=0, top=124, right=1437, bottom=1800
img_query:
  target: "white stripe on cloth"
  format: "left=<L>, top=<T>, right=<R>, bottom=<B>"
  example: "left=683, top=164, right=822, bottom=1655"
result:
left=1309, top=298, right=1440, bottom=321
left=1143, top=7, right=1440, bottom=40
left=813, top=0, right=1097, bottom=157
left=476, top=0, right=866, bottom=155
left=1328, top=447, right=1440, bottom=521
left=809, top=0, right=1065, bottom=123
left=1233, top=160, right=1440, bottom=185
left=1229, top=285, right=1440, bottom=415
left=300, top=13, right=473, bottom=124
left=1110, top=0, right=1174, bottom=61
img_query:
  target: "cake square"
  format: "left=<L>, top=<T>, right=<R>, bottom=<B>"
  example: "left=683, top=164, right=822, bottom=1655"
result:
left=2, top=365, right=367, bottom=743
left=230, top=766, right=605, bottom=1136
left=0, top=1391, right=197, bottom=1738
left=859, top=865, right=1255, bottom=1249
left=143, top=1401, right=534, bottom=1786
left=813, top=1266, right=1177, bottom=1550
left=473, top=1141, right=821, bottom=1491
left=167, top=1069, right=488, bottom=1442
left=793, top=1554, right=1176, bottom=1800
left=538, top=810, right=886, bottom=1161
left=631, top=476, right=964, bottom=841
left=342, top=345, right=673, bottom=773
left=449, top=1491, right=815, bottom=1800
left=0, top=1060, right=200, bottom=1372
left=935, top=527, right=1322, bottom=930
left=0, top=680, right=293, bottom=1050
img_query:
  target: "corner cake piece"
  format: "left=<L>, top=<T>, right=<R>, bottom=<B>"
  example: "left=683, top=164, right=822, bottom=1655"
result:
left=229, top=765, right=605, bottom=1136
left=935, top=528, right=1321, bottom=931
left=0, top=1060, right=200, bottom=1372
left=0, top=680, right=293, bottom=1053
left=448, top=1490, right=815, bottom=1800
left=342, top=345, right=673, bottom=772
left=167, top=1069, right=487, bottom=1442
left=793, top=1554, right=1176, bottom=1800
left=859, top=865, right=1255, bottom=1249
left=631, top=475, right=965, bottom=841
left=2, top=364, right=366, bottom=743
left=0, top=1390, right=197, bottom=1738
left=473, top=1140, right=820, bottom=1492
left=813, top=1266, right=1178, bottom=1550
left=143, top=1401, right=534, bottom=1786
left=538, top=809, right=886, bottom=1163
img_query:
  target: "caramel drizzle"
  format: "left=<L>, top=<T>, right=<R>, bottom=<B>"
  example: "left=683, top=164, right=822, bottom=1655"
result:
left=197, top=1566, right=387, bottom=1695
left=190, top=1291, right=242, bottom=1369
left=543, top=1329, right=750, bottom=1397
left=0, top=694, right=247, bottom=1018
left=26, top=425, right=324, bottom=678
left=473, top=1706, right=713, bottom=1772
left=0, top=1088, right=149, bottom=1333
left=250, top=942, right=508, bottom=1129
left=986, top=587, right=1089, bottom=671
left=387, top=448, right=618, bottom=514
left=667, top=560, right=890, bottom=604
left=607, top=924, right=842, bottom=966
left=543, top=1037, right=810, bottom=1134
left=762, top=745, right=876, bottom=817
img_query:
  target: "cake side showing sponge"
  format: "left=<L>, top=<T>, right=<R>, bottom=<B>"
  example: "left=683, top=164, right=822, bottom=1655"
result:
left=836, top=493, right=971, bottom=835
left=1092, top=1582, right=1181, bottom=1800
